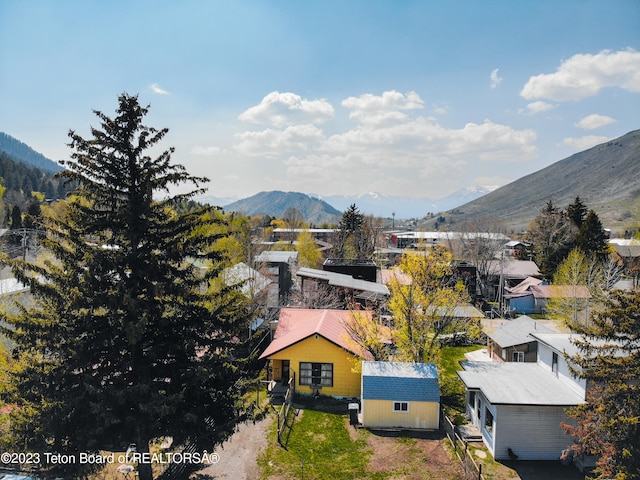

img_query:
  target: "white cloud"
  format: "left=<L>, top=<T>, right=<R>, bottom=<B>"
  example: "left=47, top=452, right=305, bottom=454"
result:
left=150, top=83, right=169, bottom=95
left=195, top=91, right=538, bottom=198
left=234, top=124, right=325, bottom=157
left=563, top=135, right=610, bottom=151
left=341, top=90, right=424, bottom=125
left=576, top=114, right=617, bottom=130
left=523, top=101, right=555, bottom=115
left=190, top=146, right=223, bottom=156
left=238, top=91, right=334, bottom=127
left=490, top=68, right=503, bottom=89
left=521, top=49, right=640, bottom=101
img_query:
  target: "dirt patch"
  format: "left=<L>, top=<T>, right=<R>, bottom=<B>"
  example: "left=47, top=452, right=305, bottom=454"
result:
left=195, top=415, right=273, bottom=480
left=346, top=419, right=465, bottom=480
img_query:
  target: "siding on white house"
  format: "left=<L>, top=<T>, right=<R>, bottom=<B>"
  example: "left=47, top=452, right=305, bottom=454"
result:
left=534, top=335, right=587, bottom=400
left=493, top=405, right=575, bottom=461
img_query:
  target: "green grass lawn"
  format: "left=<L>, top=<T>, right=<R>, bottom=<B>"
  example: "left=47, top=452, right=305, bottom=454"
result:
left=438, top=345, right=484, bottom=421
left=258, top=407, right=382, bottom=480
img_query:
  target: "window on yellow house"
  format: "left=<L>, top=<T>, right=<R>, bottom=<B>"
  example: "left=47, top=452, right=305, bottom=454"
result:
left=299, top=362, right=333, bottom=387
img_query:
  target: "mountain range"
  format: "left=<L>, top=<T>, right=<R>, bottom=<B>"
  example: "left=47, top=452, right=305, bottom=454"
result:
left=198, top=186, right=494, bottom=223
left=426, top=129, right=640, bottom=232
left=3, top=128, right=639, bottom=232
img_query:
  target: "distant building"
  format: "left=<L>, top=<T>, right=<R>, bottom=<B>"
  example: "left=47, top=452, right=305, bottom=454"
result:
left=254, top=250, right=298, bottom=307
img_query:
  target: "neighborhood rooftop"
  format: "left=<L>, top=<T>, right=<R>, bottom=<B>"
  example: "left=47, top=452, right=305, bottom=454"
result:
left=458, top=361, right=585, bottom=406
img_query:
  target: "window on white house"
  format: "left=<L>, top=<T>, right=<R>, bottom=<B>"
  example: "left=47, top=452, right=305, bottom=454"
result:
left=484, top=407, right=494, bottom=434
left=299, top=362, right=333, bottom=387
left=393, top=402, right=409, bottom=412
left=552, top=352, right=559, bottom=374
left=513, top=350, right=524, bottom=362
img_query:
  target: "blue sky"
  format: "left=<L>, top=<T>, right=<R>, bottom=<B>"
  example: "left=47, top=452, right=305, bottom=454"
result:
left=1, top=0, right=639, bottom=202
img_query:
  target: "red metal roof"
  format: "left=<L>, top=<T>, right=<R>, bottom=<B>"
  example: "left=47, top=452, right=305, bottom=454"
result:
left=259, top=308, right=374, bottom=360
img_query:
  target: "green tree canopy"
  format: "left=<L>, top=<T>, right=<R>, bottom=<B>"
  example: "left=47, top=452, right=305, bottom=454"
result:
left=525, top=200, right=578, bottom=278
left=389, top=247, right=471, bottom=363
left=331, top=204, right=378, bottom=262
left=2, top=94, right=252, bottom=480
left=576, top=209, right=609, bottom=259
left=562, top=289, right=640, bottom=480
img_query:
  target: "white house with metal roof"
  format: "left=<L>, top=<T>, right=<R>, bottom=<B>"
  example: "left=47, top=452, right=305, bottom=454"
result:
left=486, top=315, right=557, bottom=362
left=458, top=332, right=589, bottom=461
left=361, top=361, right=440, bottom=430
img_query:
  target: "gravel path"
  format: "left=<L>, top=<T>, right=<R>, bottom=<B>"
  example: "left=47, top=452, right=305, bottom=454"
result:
left=196, top=415, right=273, bottom=480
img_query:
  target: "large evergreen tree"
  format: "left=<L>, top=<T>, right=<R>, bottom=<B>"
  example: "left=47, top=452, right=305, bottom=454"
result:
left=3, top=94, right=252, bottom=480
left=525, top=200, right=577, bottom=278
left=562, top=289, right=640, bottom=479
left=331, top=204, right=377, bottom=261
left=576, top=209, right=609, bottom=259
left=566, top=195, right=588, bottom=229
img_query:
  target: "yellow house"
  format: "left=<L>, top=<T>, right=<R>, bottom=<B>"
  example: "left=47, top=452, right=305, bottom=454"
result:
left=361, top=361, right=440, bottom=429
left=259, top=308, right=373, bottom=398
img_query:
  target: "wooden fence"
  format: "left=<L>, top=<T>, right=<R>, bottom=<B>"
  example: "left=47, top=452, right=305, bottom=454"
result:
left=277, top=373, right=296, bottom=446
left=442, top=413, right=486, bottom=480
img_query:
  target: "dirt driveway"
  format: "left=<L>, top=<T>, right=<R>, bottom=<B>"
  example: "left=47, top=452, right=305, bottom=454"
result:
left=195, top=415, right=273, bottom=480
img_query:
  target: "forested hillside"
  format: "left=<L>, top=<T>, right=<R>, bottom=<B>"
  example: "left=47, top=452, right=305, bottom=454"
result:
left=0, top=132, right=62, bottom=174
left=0, top=150, right=70, bottom=228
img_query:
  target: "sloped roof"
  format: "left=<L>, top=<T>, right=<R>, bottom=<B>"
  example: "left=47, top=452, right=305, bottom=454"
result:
left=254, top=250, right=299, bottom=263
left=0, top=277, right=29, bottom=296
left=531, top=332, right=632, bottom=359
left=505, top=276, right=544, bottom=295
left=530, top=285, right=591, bottom=299
left=297, top=267, right=390, bottom=296
left=362, top=361, right=439, bottom=402
left=487, top=259, right=540, bottom=279
left=222, top=262, right=272, bottom=296
left=259, top=308, right=374, bottom=360
left=379, top=268, right=412, bottom=286
left=609, top=240, right=640, bottom=259
left=458, top=361, right=584, bottom=406
left=486, top=315, right=556, bottom=348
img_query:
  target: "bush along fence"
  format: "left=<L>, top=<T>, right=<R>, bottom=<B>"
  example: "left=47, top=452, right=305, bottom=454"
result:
left=442, top=413, right=486, bottom=480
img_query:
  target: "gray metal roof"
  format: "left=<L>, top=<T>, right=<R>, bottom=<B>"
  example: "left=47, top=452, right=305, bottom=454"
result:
left=487, top=315, right=556, bottom=348
left=296, top=267, right=390, bottom=296
left=487, top=259, right=541, bottom=279
left=458, top=361, right=585, bottom=406
left=254, top=250, right=298, bottom=263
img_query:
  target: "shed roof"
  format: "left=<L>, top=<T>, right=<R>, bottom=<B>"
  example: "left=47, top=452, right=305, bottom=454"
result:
left=362, top=361, right=439, bottom=402
left=487, top=315, right=556, bottom=348
left=362, top=361, right=438, bottom=379
left=458, top=361, right=585, bottom=406
left=258, top=308, right=373, bottom=360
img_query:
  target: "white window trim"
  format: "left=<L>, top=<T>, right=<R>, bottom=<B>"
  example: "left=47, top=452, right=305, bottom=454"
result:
left=393, top=401, right=409, bottom=413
